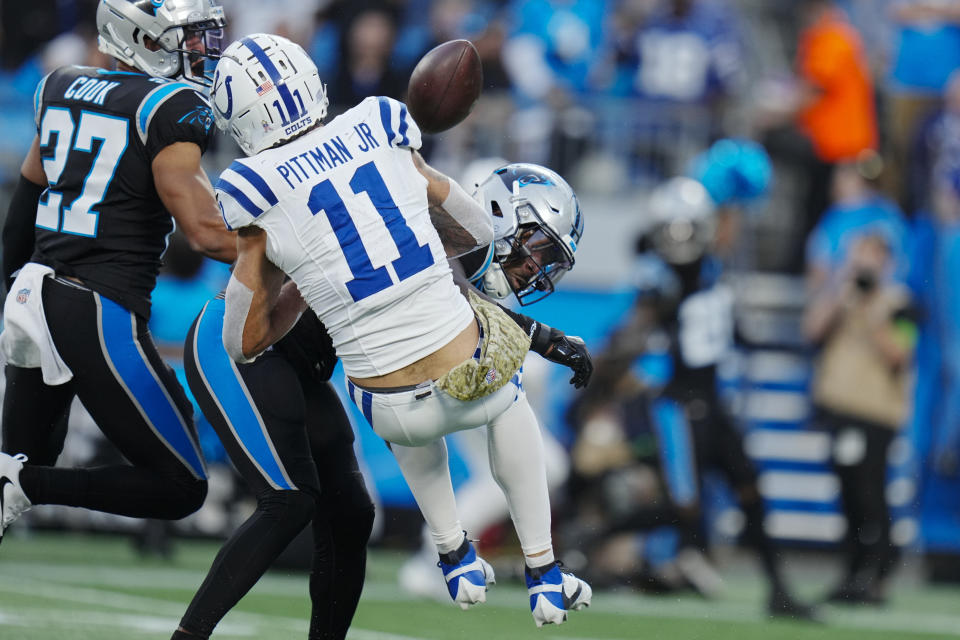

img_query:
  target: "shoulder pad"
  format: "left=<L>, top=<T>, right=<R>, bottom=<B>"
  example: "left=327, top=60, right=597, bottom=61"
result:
left=135, top=80, right=198, bottom=144
left=372, top=96, right=421, bottom=150
left=215, top=158, right=278, bottom=230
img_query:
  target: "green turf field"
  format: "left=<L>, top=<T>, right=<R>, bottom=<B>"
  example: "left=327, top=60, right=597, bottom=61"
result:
left=2, top=531, right=960, bottom=640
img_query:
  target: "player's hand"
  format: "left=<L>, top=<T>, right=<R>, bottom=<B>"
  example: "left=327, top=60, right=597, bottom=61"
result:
left=546, top=334, right=593, bottom=388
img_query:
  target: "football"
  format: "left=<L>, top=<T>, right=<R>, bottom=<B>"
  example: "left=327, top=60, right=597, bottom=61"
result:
left=406, top=39, right=483, bottom=134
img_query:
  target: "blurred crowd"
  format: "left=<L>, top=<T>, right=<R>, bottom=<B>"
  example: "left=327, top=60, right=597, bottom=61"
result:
left=3, top=0, right=960, bottom=611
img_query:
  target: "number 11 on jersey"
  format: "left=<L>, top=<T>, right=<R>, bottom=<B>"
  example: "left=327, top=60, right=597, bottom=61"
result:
left=308, top=161, right=434, bottom=302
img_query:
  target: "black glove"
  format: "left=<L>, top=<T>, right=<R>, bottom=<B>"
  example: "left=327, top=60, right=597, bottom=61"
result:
left=544, top=331, right=593, bottom=388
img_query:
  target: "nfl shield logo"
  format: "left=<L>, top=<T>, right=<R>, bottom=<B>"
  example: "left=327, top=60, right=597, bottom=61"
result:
left=15, top=288, right=30, bottom=304
left=484, top=368, right=498, bottom=385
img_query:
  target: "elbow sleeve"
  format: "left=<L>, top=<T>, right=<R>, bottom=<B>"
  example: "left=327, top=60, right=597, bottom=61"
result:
left=442, top=179, right=494, bottom=247
left=222, top=275, right=259, bottom=364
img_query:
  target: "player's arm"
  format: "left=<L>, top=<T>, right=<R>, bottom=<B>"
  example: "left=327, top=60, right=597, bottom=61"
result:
left=153, top=141, right=237, bottom=264
left=449, top=258, right=593, bottom=388
left=501, top=304, right=593, bottom=388
left=3, top=136, right=46, bottom=289
left=412, top=150, right=493, bottom=257
left=222, top=226, right=307, bottom=363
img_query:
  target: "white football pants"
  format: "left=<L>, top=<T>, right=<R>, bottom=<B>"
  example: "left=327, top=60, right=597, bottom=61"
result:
left=347, top=375, right=553, bottom=557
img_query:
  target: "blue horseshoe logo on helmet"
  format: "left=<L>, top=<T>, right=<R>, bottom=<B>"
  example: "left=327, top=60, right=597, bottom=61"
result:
left=213, top=72, right=233, bottom=120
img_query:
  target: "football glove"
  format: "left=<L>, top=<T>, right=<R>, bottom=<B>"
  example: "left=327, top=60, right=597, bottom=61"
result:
left=545, top=331, right=593, bottom=388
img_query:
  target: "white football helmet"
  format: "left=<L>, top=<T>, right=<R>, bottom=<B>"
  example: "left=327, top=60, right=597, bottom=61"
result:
left=210, top=33, right=328, bottom=156
left=644, top=176, right=716, bottom=266
left=472, top=163, right=583, bottom=305
left=96, top=0, right=226, bottom=87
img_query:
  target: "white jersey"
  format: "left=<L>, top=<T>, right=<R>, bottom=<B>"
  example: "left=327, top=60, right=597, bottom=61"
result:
left=216, top=96, right=474, bottom=378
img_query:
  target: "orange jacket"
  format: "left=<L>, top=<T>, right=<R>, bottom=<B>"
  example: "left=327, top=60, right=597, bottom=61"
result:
left=797, top=9, right=878, bottom=162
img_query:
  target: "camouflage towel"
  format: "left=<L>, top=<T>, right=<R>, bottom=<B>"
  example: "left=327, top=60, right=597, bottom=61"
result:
left=435, top=290, right=531, bottom=401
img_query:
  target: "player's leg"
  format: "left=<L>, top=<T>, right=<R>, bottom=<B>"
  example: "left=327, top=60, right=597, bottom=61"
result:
left=859, top=423, right=895, bottom=600
left=647, top=396, right=726, bottom=598
left=304, top=381, right=375, bottom=640
left=0, top=365, right=75, bottom=543
left=16, top=278, right=206, bottom=519
left=390, top=437, right=498, bottom=609
left=828, top=418, right=894, bottom=603
left=400, top=426, right=511, bottom=601
left=372, top=381, right=505, bottom=609
left=485, top=390, right=591, bottom=626
left=2, top=365, right=74, bottom=464
left=348, top=377, right=510, bottom=556
left=176, top=301, right=320, bottom=639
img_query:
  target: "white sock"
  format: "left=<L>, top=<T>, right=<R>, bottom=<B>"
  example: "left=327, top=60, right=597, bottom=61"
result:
left=525, top=548, right=555, bottom=569
left=391, top=438, right=464, bottom=554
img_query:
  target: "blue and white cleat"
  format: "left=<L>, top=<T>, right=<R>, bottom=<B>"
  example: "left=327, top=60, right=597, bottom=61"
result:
left=0, top=453, right=30, bottom=547
left=437, top=536, right=496, bottom=610
left=525, top=561, right=592, bottom=627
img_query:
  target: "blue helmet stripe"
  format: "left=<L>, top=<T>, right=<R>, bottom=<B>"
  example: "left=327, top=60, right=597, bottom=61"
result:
left=241, top=36, right=300, bottom=122
left=217, top=178, right=264, bottom=218
left=229, top=161, right=278, bottom=206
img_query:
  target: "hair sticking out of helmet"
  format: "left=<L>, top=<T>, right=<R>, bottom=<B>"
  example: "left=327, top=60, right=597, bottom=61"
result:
left=472, top=163, right=583, bottom=305
left=210, top=33, right=328, bottom=156
left=96, top=0, right=226, bottom=87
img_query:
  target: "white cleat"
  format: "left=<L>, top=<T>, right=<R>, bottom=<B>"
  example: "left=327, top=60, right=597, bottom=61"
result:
left=525, top=561, right=592, bottom=627
left=0, top=453, right=31, bottom=546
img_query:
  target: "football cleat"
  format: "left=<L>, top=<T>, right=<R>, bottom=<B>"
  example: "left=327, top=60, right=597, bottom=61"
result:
left=0, top=453, right=31, bottom=546
left=525, top=561, right=592, bottom=627
left=437, top=536, right=496, bottom=610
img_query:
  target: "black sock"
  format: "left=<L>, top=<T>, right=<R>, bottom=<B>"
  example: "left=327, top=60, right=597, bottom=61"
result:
left=438, top=533, right=469, bottom=565
left=526, top=560, right=557, bottom=579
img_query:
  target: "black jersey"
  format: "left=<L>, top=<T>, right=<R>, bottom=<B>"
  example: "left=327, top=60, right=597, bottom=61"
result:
left=30, top=65, right=215, bottom=319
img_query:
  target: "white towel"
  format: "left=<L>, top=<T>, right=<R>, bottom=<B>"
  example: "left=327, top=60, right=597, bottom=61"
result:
left=0, top=263, right=73, bottom=385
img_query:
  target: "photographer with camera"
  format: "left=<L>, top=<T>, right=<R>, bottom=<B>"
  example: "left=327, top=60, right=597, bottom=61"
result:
left=803, top=227, right=917, bottom=605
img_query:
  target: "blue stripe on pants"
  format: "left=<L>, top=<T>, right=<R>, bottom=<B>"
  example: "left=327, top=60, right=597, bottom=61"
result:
left=192, top=299, right=294, bottom=490
left=650, top=397, right=698, bottom=507
left=97, top=294, right=206, bottom=479
left=346, top=380, right=374, bottom=428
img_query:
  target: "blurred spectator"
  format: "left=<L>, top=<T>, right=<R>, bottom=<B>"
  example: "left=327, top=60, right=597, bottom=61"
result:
left=503, top=0, right=609, bottom=102
left=885, top=0, right=960, bottom=211
left=805, top=161, right=910, bottom=288
left=760, top=0, right=878, bottom=273
left=803, top=233, right=917, bottom=605
left=915, top=174, right=960, bottom=481
left=796, top=0, right=878, bottom=228
left=0, top=0, right=95, bottom=70
left=224, top=0, right=326, bottom=46
left=909, top=69, right=960, bottom=213
left=623, top=0, right=745, bottom=107
left=328, top=7, right=407, bottom=114
left=501, top=0, right=610, bottom=168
